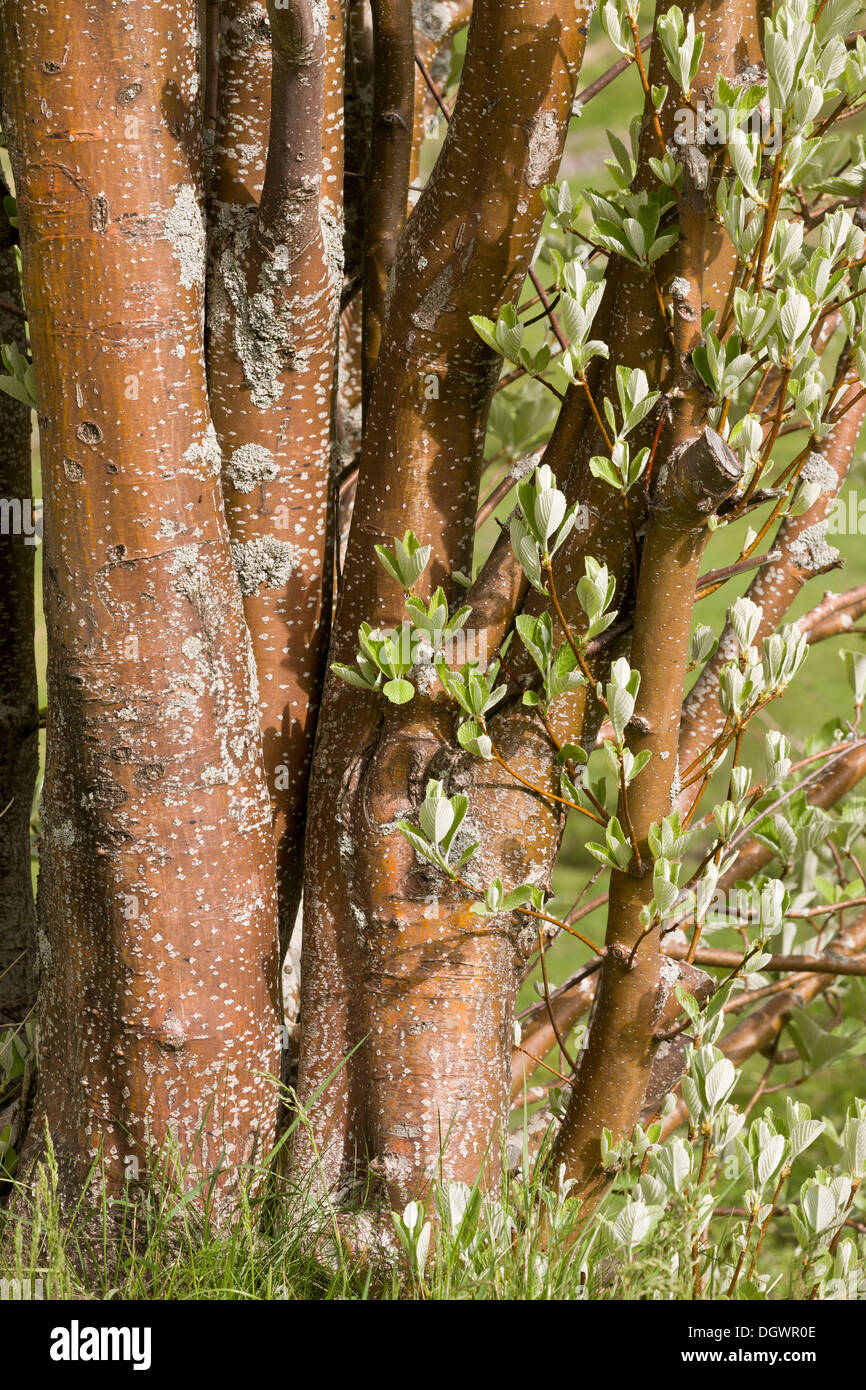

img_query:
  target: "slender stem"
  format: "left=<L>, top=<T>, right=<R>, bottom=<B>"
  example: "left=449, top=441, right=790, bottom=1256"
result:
left=695, top=549, right=781, bottom=598
left=652, top=270, right=677, bottom=352
left=827, top=1179, right=861, bottom=1258
left=579, top=373, right=614, bottom=451
left=514, top=1047, right=573, bottom=1085
left=533, top=707, right=608, bottom=819
left=740, top=367, right=792, bottom=507
left=830, top=384, right=866, bottom=422
left=692, top=1130, right=712, bottom=1298
left=739, top=445, right=813, bottom=560
left=629, top=18, right=666, bottom=155
left=522, top=906, right=603, bottom=953
left=0, top=297, right=26, bottom=320
left=789, top=894, right=866, bottom=919
left=541, top=568, right=578, bottom=662
left=535, top=375, right=566, bottom=403
left=748, top=1166, right=789, bottom=1279
left=743, top=1037, right=780, bottom=1118
left=718, top=245, right=759, bottom=341
left=727, top=1208, right=759, bottom=1298
left=487, top=740, right=603, bottom=822
left=568, top=888, right=609, bottom=926
left=572, top=33, right=652, bottom=109
left=644, top=399, right=670, bottom=494
left=452, top=871, right=604, bottom=955
left=528, top=267, right=569, bottom=352
left=537, top=924, right=578, bottom=1071
left=723, top=972, right=813, bottom=1013
left=744, top=361, right=772, bottom=416
left=621, top=492, right=641, bottom=577
left=414, top=51, right=452, bottom=121
left=752, top=149, right=784, bottom=291
left=543, top=561, right=600, bottom=691
left=618, top=751, right=643, bottom=872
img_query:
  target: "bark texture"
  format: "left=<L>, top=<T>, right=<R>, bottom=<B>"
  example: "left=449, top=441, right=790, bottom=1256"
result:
left=207, top=0, right=345, bottom=947
left=362, top=0, right=414, bottom=401
left=539, top=0, right=764, bottom=1198
left=1, top=0, right=280, bottom=1205
left=677, top=392, right=866, bottom=814
left=4, top=0, right=864, bottom=1233
left=298, top=0, right=588, bottom=1206
left=551, top=430, right=741, bottom=1199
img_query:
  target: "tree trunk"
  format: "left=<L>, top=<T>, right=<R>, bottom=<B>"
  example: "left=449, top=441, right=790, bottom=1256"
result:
left=297, top=0, right=588, bottom=1206
left=677, top=390, right=866, bottom=811
left=207, top=0, right=345, bottom=949
left=1, top=0, right=280, bottom=1208
left=551, top=430, right=740, bottom=1198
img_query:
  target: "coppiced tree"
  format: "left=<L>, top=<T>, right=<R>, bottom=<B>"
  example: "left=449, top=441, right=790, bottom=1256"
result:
left=2, top=0, right=866, bottom=1272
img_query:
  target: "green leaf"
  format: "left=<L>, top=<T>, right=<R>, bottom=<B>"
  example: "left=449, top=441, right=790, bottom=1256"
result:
left=588, top=454, right=623, bottom=491
left=502, top=885, right=535, bottom=910
left=382, top=678, right=415, bottom=705
left=788, top=1012, right=859, bottom=1071
left=457, top=719, right=493, bottom=760
left=556, top=743, right=588, bottom=766
left=0, top=375, right=34, bottom=408
left=331, top=661, right=376, bottom=691
left=397, top=823, right=438, bottom=866
left=455, top=841, right=479, bottom=868
left=470, top=314, right=501, bottom=354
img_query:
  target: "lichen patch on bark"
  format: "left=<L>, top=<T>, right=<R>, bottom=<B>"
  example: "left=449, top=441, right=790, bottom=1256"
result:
left=231, top=536, right=299, bottom=595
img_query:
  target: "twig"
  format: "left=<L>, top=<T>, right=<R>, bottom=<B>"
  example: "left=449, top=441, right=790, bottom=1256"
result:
left=537, top=924, right=578, bottom=1072
left=572, top=34, right=652, bottom=110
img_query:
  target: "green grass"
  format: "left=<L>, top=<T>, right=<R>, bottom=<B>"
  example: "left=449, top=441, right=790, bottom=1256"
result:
left=0, top=1090, right=856, bottom=1301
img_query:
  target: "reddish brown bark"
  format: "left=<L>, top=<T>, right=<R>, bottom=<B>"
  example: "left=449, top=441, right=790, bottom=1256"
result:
left=297, top=0, right=588, bottom=1205
left=209, top=0, right=273, bottom=216
left=207, top=0, right=345, bottom=945
left=474, top=0, right=763, bottom=693
left=295, top=0, right=773, bottom=1211
left=338, top=0, right=374, bottom=458
left=3, top=0, right=863, bottom=1236
left=362, top=0, right=414, bottom=402
left=2, top=0, right=280, bottom=1206
left=537, top=0, right=763, bottom=1198
left=677, top=392, right=866, bottom=814
left=551, top=429, right=741, bottom=1199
